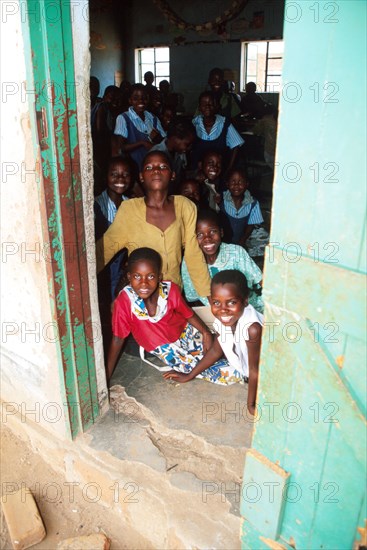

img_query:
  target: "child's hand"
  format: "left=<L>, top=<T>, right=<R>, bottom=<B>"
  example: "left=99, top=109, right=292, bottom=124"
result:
left=163, top=370, right=193, bottom=383
left=238, top=235, right=248, bottom=249
left=202, top=330, right=213, bottom=353
left=149, top=128, right=161, bottom=143
left=141, top=140, right=153, bottom=150
left=214, top=193, right=221, bottom=205
left=247, top=403, right=256, bottom=416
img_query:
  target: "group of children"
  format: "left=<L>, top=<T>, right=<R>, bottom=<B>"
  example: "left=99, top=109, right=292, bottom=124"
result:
left=93, top=68, right=270, bottom=415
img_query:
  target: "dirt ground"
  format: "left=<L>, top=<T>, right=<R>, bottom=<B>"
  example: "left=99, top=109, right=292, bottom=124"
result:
left=0, top=427, right=127, bottom=550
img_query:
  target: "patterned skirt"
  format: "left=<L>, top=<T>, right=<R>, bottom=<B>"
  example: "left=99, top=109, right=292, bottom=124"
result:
left=151, top=323, right=244, bottom=385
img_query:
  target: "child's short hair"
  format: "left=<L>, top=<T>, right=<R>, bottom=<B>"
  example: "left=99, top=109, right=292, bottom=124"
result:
left=107, top=156, right=132, bottom=173
left=199, top=90, right=217, bottom=104
left=226, top=167, right=247, bottom=182
left=201, top=149, right=223, bottom=164
left=209, top=67, right=224, bottom=80
left=129, top=83, right=146, bottom=97
left=142, top=150, right=172, bottom=169
left=196, top=209, right=221, bottom=228
left=128, top=248, right=162, bottom=272
left=211, top=270, right=249, bottom=298
left=166, top=118, right=195, bottom=140
left=103, top=85, right=119, bottom=98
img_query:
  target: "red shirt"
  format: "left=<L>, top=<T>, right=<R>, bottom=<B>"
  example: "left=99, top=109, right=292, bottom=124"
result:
left=112, top=282, right=194, bottom=351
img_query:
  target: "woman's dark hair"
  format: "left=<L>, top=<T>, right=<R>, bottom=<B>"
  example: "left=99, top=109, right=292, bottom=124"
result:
left=127, top=247, right=162, bottom=272
left=211, top=269, right=249, bottom=298
left=142, top=150, right=172, bottom=169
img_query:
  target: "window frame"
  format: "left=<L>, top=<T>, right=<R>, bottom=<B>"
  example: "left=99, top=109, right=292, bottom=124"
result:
left=240, top=40, right=283, bottom=93
left=135, top=47, right=170, bottom=87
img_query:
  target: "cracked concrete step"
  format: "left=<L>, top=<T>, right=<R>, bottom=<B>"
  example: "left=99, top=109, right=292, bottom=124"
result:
left=105, top=384, right=246, bottom=483
left=110, top=353, right=254, bottom=448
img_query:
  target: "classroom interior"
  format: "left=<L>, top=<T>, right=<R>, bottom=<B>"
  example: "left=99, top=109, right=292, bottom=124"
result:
left=87, top=0, right=285, bottom=513
left=90, top=0, right=284, bottom=267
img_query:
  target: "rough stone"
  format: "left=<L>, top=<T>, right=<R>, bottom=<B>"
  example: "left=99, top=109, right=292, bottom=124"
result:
left=1, top=486, right=46, bottom=550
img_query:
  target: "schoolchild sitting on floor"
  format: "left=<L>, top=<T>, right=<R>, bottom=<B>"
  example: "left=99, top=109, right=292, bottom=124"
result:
left=220, top=168, right=264, bottom=246
left=112, top=83, right=166, bottom=174
left=190, top=91, right=244, bottom=172
left=96, top=151, right=211, bottom=299
left=210, top=270, right=264, bottom=415
left=107, top=248, right=243, bottom=386
left=181, top=209, right=264, bottom=312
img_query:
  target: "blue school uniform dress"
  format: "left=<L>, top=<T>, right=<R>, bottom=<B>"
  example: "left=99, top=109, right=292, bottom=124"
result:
left=221, top=189, right=264, bottom=244
left=94, top=190, right=128, bottom=300
left=114, top=107, right=166, bottom=170
left=190, top=114, right=244, bottom=169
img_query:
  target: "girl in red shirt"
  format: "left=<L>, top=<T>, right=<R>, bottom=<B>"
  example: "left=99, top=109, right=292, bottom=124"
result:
left=107, top=247, right=244, bottom=386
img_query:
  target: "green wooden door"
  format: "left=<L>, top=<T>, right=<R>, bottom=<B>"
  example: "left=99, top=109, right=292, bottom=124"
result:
left=241, top=2, right=367, bottom=548
left=21, top=0, right=99, bottom=438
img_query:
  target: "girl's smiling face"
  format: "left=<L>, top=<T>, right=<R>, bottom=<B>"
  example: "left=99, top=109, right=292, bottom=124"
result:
left=202, top=153, right=222, bottom=182
left=196, top=220, right=222, bottom=259
left=129, top=89, right=148, bottom=114
left=227, top=171, right=247, bottom=196
left=140, top=153, right=174, bottom=191
left=199, top=95, right=216, bottom=118
left=210, top=282, right=247, bottom=329
left=127, top=259, right=161, bottom=300
left=107, top=161, right=131, bottom=196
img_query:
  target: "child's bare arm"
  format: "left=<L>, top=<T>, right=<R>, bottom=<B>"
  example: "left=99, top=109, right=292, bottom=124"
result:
left=106, top=335, right=125, bottom=385
left=246, top=322, right=262, bottom=415
left=186, top=312, right=213, bottom=353
left=163, top=337, right=224, bottom=383
left=239, top=224, right=255, bottom=247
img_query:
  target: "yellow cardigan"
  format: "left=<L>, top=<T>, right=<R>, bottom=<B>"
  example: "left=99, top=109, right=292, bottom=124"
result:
left=96, top=195, right=211, bottom=297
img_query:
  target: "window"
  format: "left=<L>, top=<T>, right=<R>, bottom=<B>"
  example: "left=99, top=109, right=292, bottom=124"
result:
left=135, top=47, right=170, bottom=87
left=241, top=40, right=283, bottom=93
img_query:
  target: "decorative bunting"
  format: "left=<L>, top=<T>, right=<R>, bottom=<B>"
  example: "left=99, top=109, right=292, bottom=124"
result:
left=152, top=0, right=249, bottom=32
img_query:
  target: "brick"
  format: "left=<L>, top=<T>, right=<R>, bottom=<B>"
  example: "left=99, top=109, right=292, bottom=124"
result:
left=57, top=533, right=111, bottom=550
left=1, top=486, right=46, bottom=550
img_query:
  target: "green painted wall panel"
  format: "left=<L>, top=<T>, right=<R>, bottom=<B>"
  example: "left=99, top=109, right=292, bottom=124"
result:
left=263, top=248, right=366, bottom=342
left=271, top=1, right=367, bottom=272
left=243, top=301, right=366, bottom=548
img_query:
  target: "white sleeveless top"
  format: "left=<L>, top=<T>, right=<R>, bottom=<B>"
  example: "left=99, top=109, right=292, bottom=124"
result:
left=213, top=304, right=264, bottom=377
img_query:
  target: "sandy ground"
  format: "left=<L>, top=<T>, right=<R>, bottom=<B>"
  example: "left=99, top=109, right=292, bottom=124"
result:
left=0, top=427, right=127, bottom=550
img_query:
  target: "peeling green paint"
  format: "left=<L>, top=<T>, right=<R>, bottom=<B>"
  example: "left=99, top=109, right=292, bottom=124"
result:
left=22, top=0, right=99, bottom=438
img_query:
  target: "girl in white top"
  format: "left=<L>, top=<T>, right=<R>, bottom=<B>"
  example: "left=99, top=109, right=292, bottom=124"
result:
left=210, top=270, right=263, bottom=415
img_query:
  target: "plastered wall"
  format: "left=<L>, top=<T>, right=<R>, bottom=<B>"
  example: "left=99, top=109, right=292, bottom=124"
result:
left=0, top=3, right=68, bottom=438
left=0, top=0, right=107, bottom=438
